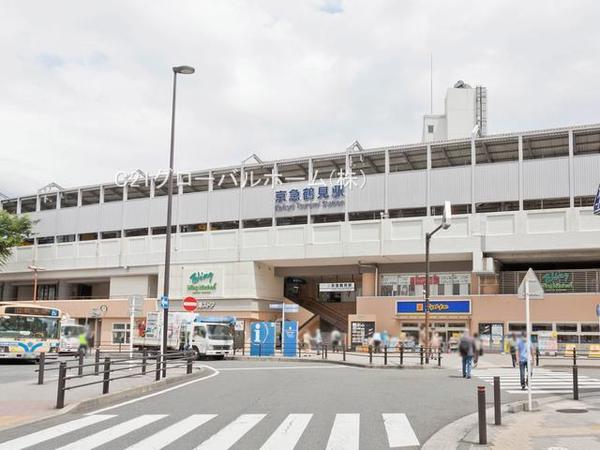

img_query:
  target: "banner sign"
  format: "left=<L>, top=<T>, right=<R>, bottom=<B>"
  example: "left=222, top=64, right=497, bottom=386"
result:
left=319, top=282, right=355, bottom=292
left=395, top=299, right=471, bottom=315
left=282, top=320, right=298, bottom=357
left=250, top=322, right=276, bottom=356
left=350, top=321, right=375, bottom=346
left=540, top=272, right=573, bottom=292
left=186, top=271, right=218, bottom=296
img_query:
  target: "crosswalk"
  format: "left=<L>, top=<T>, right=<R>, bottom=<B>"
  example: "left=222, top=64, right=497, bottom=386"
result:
left=0, top=412, right=420, bottom=450
left=472, top=367, right=600, bottom=394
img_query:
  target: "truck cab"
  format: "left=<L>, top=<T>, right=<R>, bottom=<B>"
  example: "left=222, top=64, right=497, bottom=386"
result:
left=188, top=320, right=234, bottom=360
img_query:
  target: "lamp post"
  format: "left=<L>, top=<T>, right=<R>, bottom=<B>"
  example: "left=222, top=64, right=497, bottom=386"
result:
left=161, top=65, right=194, bottom=377
left=424, top=201, right=451, bottom=361
left=27, top=265, right=46, bottom=302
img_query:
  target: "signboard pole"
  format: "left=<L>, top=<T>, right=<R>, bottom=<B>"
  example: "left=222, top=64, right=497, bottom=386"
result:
left=525, top=279, right=532, bottom=412
left=281, top=301, right=285, bottom=356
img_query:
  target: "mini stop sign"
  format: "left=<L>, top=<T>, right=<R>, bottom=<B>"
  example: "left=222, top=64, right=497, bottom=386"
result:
left=183, top=296, right=197, bottom=312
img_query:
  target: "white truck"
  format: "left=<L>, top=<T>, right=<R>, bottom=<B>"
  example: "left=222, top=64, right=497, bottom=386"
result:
left=59, top=319, right=88, bottom=354
left=132, top=312, right=234, bottom=360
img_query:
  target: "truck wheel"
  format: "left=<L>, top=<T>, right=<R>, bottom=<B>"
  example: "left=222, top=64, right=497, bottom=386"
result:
left=192, top=346, right=201, bottom=361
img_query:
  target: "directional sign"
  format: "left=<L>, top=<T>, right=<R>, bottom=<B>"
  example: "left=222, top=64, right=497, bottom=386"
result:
left=183, top=296, right=198, bottom=312
left=160, top=296, right=169, bottom=309
left=269, top=303, right=300, bottom=313
left=517, top=268, right=544, bottom=299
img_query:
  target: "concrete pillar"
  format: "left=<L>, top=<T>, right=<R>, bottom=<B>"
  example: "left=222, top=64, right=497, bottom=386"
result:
left=362, top=272, right=376, bottom=296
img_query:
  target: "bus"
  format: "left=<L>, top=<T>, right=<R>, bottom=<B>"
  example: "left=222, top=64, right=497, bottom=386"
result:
left=0, top=303, right=62, bottom=360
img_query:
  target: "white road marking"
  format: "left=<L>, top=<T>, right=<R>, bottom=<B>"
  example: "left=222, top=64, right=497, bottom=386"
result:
left=0, top=415, right=115, bottom=450
left=217, top=365, right=347, bottom=371
left=195, top=414, right=266, bottom=450
left=382, top=413, right=420, bottom=448
left=87, top=365, right=220, bottom=414
left=125, top=414, right=216, bottom=450
left=55, top=414, right=167, bottom=450
left=326, top=414, right=359, bottom=450
left=260, top=414, right=313, bottom=450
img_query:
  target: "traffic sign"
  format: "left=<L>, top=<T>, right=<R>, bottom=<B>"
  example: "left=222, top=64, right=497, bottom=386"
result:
left=160, top=296, right=169, bottom=309
left=183, top=296, right=198, bottom=312
left=517, top=268, right=544, bottom=299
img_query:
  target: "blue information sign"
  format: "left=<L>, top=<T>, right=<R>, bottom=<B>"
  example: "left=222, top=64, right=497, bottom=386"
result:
left=160, top=296, right=169, bottom=310
left=282, top=320, right=298, bottom=357
left=250, top=322, right=276, bottom=356
left=396, top=299, right=471, bottom=315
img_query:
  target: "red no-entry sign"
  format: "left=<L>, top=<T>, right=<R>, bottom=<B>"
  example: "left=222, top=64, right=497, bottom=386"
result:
left=183, top=296, right=197, bottom=312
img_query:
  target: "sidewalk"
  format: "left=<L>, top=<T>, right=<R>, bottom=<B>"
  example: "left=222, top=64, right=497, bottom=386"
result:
left=0, top=358, right=204, bottom=431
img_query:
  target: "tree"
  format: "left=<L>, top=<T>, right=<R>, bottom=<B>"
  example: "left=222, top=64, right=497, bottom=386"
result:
left=0, top=210, right=32, bottom=267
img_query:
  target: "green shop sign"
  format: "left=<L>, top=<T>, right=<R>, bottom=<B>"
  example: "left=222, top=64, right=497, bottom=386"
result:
left=540, top=272, right=573, bottom=292
left=187, top=271, right=218, bottom=295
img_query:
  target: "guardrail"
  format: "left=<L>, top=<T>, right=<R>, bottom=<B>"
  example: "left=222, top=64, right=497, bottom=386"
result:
left=45, top=350, right=194, bottom=409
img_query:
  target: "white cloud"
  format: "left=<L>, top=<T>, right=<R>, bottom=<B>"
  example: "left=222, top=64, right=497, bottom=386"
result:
left=1, top=0, right=599, bottom=197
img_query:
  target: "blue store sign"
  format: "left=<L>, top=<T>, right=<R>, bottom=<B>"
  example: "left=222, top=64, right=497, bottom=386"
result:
left=250, top=322, right=276, bottom=356
left=282, top=320, right=298, bottom=358
left=396, top=299, right=471, bottom=315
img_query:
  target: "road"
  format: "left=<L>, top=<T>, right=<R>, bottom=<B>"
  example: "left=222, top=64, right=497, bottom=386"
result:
left=0, top=359, right=498, bottom=450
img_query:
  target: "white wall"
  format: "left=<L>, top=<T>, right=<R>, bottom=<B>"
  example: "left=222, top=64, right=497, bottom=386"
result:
left=109, top=275, right=152, bottom=298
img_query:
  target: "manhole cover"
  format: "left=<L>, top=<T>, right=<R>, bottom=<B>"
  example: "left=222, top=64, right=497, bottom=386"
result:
left=556, top=408, right=588, bottom=414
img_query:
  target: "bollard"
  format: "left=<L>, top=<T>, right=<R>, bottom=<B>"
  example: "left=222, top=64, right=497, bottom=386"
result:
left=573, top=347, right=577, bottom=366
left=298, top=344, right=302, bottom=358
left=384, top=346, right=388, bottom=365
left=142, top=349, right=147, bottom=375
left=187, top=354, right=193, bottom=374
left=162, top=352, right=167, bottom=378
left=369, top=345, right=373, bottom=364
left=38, top=352, right=45, bottom=385
left=420, top=346, right=424, bottom=365
left=325, top=344, right=328, bottom=359
left=343, top=343, right=346, bottom=362
left=102, top=357, right=111, bottom=395
left=242, top=343, right=245, bottom=356
left=56, top=362, right=67, bottom=409
left=477, top=386, right=487, bottom=444
left=155, top=354, right=161, bottom=381
left=119, top=342, right=122, bottom=353
left=536, top=347, right=539, bottom=367
left=494, top=376, right=501, bottom=425
left=400, top=343, right=404, bottom=365
left=425, top=346, right=429, bottom=365
left=438, top=349, right=442, bottom=367
left=78, top=349, right=84, bottom=377
left=573, top=366, right=579, bottom=400
left=94, top=348, right=100, bottom=375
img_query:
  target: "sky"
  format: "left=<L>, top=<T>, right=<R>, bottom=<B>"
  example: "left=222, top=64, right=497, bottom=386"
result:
left=1, top=0, right=599, bottom=197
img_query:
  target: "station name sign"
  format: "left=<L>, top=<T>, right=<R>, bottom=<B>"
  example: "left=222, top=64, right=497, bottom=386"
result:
left=274, top=184, right=345, bottom=213
left=395, top=299, right=471, bottom=315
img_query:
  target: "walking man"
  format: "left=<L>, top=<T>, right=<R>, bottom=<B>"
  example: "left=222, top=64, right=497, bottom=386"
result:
left=458, top=329, right=475, bottom=379
left=516, top=332, right=532, bottom=390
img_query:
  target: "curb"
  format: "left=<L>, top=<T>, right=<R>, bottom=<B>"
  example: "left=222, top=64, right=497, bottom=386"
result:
left=229, top=355, right=441, bottom=369
left=0, top=368, right=212, bottom=432
left=422, top=394, right=566, bottom=450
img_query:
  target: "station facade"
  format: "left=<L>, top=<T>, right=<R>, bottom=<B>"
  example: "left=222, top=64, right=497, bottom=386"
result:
left=1, top=123, right=600, bottom=350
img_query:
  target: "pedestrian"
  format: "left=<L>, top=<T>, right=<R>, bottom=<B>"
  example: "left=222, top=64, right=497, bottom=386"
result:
left=430, top=333, right=441, bottom=359
left=330, top=329, right=342, bottom=353
left=516, top=332, right=532, bottom=390
left=458, top=329, right=475, bottom=379
left=372, top=331, right=382, bottom=353
left=315, top=329, right=323, bottom=355
left=508, top=334, right=517, bottom=368
left=78, top=330, right=89, bottom=356
left=473, top=333, right=482, bottom=367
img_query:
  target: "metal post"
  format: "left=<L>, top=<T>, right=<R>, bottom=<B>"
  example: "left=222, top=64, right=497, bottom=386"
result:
left=242, top=341, right=245, bottom=356
left=56, top=362, right=67, bottom=409
left=420, top=346, right=424, bottom=365
left=478, top=386, right=487, bottom=444
left=536, top=346, right=539, bottom=367
left=142, top=349, right=147, bottom=375
left=343, top=342, right=346, bottom=362
left=525, top=279, right=532, bottom=412
left=155, top=354, right=161, bottom=381
left=425, top=232, right=431, bottom=354
left=163, top=352, right=168, bottom=377
left=259, top=343, right=262, bottom=357
left=438, top=348, right=442, bottom=367
left=187, top=354, right=193, bottom=374
left=400, top=343, right=404, bottom=365
left=369, top=345, right=373, bottom=364
left=298, top=343, right=302, bottom=358
left=494, top=376, right=501, bottom=425
left=325, top=344, right=328, bottom=359
left=38, top=352, right=45, bottom=385
left=119, top=342, right=122, bottom=353
left=573, top=366, right=579, bottom=400
left=102, top=357, right=111, bottom=395
left=94, top=348, right=100, bottom=375
left=573, top=347, right=577, bottom=366
left=384, top=346, right=388, bottom=365
left=78, top=349, right=84, bottom=377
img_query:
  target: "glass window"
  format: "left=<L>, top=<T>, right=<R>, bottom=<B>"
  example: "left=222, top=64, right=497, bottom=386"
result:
left=557, top=324, right=578, bottom=332
left=40, top=194, right=57, bottom=210
left=124, top=228, right=148, bottom=237
left=60, top=191, right=78, bottom=208
left=1, top=199, right=18, bottom=214
left=508, top=323, right=526, bottom=332
left=112, top=323, right=131, bottom=344
left=557, top=334, right=579, bottom=344
left=379, top=272, right=470, bottom=296
left=580, top=335, right=600, bottom=344
left=581, top=324, right=599, bottom=333
left=57, top=234, right=76, bottom=243
left=37, top=236, right=55, bottom=245
left=532, top=323, right=552, bottom=332
left=81, top=188, right=100, bottom=205
left=428, top=124, right=434, bottom=133
left=78, top=232, right=98, bottom=241
left=0, top=315, right=60, bottom=339
left=20, top=197, right=37, bottom=213
left=101, top=231, right=121, bottom=239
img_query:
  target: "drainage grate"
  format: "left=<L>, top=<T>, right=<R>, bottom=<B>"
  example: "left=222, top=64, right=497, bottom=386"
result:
left=556, top=408, right=588, bottom=414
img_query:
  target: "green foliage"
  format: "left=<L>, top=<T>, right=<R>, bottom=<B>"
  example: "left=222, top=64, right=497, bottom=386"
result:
left=0, top=210, right=32, bottom=266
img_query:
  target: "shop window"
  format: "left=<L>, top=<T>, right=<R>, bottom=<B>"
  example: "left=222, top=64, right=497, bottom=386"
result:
left=20, top=197, right=37, bottom=213
left=37, top=236, right=55, bottom=245
left=243, top=218, right=272, bottom=229
left=380, top=273, right=471, bottom=297
left=1, top=199, right=18, bottom=214
left=40, top=194, right=57, bottom=210
left=60, top=191, right=79, bottom=208
left=508, top=323, right=526, bottom=332
left=81, top=188, right=100, bottom=205
left=276, top=216, right=308, bottom=226
left=78, top=232, right=98, bottom=241
left=581, top=324, right=599, bottom=333
left=124, top=228, right=148, bottom=237
left=557, top=334, right=579, bottom=344
left=103, top=186, right=124, bottom=202
left=151, top=226, right=177, bottom=235
left=180, top=223, right=207, bottom=233
left=210, top=221, right=239, bottom=230
left=532, top=323, right=552, bottom=332
left=556, top=323, right=578, bottom=332
left=581, top=335, right=600, bottom=344
left=112, top=323, right=131, bottom=344
left=57, top=234, right=76, bottom=243
left=101, top=230, right=121, bottom=239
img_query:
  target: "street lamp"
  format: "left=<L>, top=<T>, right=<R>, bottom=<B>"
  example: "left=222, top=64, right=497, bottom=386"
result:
left=27, top=265, right=46, bottom=302
left=423, top=201, right=451, bottom=361
left=162, top=65, right=195, bottom=376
